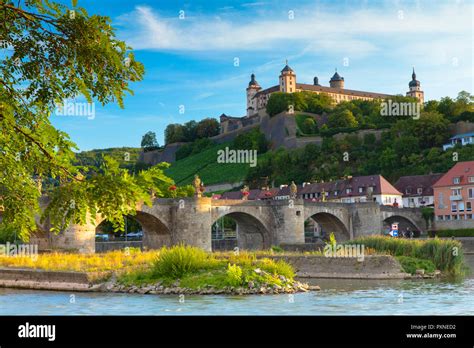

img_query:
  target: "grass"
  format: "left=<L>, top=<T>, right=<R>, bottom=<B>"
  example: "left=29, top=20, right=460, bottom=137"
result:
left=348, top=236, right=468, bottom=276
left=117, top=245, right=296, bottom=289
left=0, top=248, right=158, bottom=273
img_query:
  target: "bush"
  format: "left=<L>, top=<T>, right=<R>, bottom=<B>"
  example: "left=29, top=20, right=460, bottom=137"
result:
left=152, top=245, right=217, bottom=279
left=0, top=225, right=18, bottom=243
left=396, top=256, right=436, bottom=275
left=348, top=236, right=465, bottom=275
left=226, top=264, right=243, bottom=286
left=435, top=229, right=474, bottom=237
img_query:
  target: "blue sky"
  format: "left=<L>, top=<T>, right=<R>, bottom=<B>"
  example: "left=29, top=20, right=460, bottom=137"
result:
left=50, top=0, right=474, bottom=151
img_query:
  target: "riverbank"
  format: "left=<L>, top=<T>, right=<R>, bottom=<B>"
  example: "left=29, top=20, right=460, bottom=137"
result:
left=0, top=253, right=418, bottom=294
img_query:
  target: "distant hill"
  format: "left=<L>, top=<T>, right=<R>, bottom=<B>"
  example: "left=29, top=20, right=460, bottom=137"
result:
left=75, top=147, right=142, bottom=168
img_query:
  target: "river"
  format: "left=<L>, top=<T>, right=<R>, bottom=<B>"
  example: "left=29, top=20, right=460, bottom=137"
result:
left=0, top=256, right=473, bottom=316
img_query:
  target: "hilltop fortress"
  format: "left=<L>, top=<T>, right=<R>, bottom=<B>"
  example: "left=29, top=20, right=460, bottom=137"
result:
left=220, top=63, right=424, bottom=133
left=141, top=64, right=424, bottom=165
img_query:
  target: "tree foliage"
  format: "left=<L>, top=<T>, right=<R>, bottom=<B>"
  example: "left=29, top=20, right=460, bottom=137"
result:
left=164, top=118, right=219, bottom=144
left=141, top=131, right=159, bottom=152
left=0, top=1, right=194, bottom=241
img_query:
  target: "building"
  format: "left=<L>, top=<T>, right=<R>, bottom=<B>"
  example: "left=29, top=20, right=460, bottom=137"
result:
left=220, top=175, right=403, bottom=207
left=246, top=63, right=424, bottom=117
left=442, top=132, right=474, bottom=151
left=296, top=175, right=403, bottom=206
left=433, top=161, right=474, bottom=225
left=394, top=174, right=444, bottom=208
left=405, top=68, right=424, bottom=104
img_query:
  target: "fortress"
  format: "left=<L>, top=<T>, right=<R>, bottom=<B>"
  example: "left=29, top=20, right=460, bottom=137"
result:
left=141, top=63, right=425, bottom=165
left=220, top=63, right=424, bottom=134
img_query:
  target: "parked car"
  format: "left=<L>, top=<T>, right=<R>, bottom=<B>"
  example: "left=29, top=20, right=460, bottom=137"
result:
left=124, top=231, right=143, bottom=240
left=95, top=234, right=109, bottom=241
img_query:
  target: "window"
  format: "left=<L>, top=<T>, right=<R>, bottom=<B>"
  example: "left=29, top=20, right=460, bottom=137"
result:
left=346, top=188, right=352, bottom=194
left=452, top=188, right=461, bottom=196
left=417, top=188, right=423, bottom=194
left=468, top=214, right=473, bottom=219
left=437, top=215, right=444, bottom=221
left=459, top=202, right=465, bottom=212
left=469, top=188, right=474, bottom=199
left=469, top=176, right=474, bottom=183
left=334, top=190, right=338, bottom=196
left=358, top=187, right=364, bottom=193
left=451, top=202, right=457, bottom=212
left=453, top=177, right=460, bottom=184
left=406, top=188, right=412, bottom=194
left=467, top=202, right=472, bottom=212
left=445, top=215, right=451, bottom=220
left=453, top=215, right=459, bottom=220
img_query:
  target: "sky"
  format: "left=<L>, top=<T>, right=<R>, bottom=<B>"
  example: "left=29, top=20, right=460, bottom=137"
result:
left=49, top=0, right=474, bottom=151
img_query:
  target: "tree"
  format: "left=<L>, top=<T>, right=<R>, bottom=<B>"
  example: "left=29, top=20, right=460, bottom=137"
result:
left=196, top=118, right=219, bottom=138
left=164, top=124, right=186, bottom=144
left=141, top=131, right=159, bottom=152
left=327, top=109, right=358, bottom=128
left=0, top=0, right=160, bottom=240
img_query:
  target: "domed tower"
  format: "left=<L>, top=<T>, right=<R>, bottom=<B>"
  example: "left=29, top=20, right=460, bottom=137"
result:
left=406, top=68, right=424, bottom=104
left=313, top=76, right=321, bottom=86
left=329, top=69, right=344, bottom=88
left=279, top=60, right=296, bottom=93
left=246, top=73, right=261, bottom=116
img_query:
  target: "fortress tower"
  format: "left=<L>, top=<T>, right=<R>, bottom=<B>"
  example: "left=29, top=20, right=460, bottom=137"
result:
left=279, top=61, right=296, bottom=93
left=246, top=73, right=262, bottom=116
left=406, top=68, right=424, bottom=104
left=329, top=69, right=344, bottom=88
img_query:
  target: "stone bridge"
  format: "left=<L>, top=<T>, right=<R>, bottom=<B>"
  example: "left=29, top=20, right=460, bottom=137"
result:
left=28, top=198, right=425, bottom=253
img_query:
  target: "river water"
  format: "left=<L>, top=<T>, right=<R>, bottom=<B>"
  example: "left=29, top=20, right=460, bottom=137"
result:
left=1, top=256, right=473, bottom=316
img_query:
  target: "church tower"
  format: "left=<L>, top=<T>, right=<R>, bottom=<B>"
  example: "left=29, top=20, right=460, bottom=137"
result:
left=406, top=68, right=424, bottom=104
left=246, top=73, right=261, bottom=116
left=279, top=61, right=296, bottom=93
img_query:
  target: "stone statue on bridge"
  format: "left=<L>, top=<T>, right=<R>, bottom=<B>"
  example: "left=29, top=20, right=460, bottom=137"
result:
left=241, top=185, right=250, bottom=200
left=193, top=174, right=204, bottom=198
left=290, top=181, right=297, bottom=199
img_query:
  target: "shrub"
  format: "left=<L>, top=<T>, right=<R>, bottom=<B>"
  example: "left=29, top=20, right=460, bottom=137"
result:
left=348, top=236, right=465, bottom=275
left=435, top=229, right=474, bottom=237
left=396, top=256, right=436, bottom=275
left=152, top=245, right=216, bottom=279
left=271, top=245, right=284, bottom=253
left=226, top=264, right=243, bottom=287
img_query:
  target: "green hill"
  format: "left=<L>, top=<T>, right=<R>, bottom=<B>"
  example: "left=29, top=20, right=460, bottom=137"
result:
left=164, top=143, right=252, bottom=186
left=75, top=147, right=142, bottom=167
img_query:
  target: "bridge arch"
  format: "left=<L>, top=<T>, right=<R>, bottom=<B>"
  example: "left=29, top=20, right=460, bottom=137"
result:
left=211, top=211, right=272, bottom=251
left=382, top=214, right=424, bottom=237
left=95, top=210, right=172, bottom=252
left=305, top=212, right=350, bottom=242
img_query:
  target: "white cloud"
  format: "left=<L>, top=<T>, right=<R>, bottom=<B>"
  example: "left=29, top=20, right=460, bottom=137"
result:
left=118, top=2, right=472, bottom=59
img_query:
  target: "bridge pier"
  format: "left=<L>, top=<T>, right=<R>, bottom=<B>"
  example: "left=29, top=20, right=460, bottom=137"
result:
left=273, top=199, right=305, bottom=246
left=171, top=197, right=213, bottom=251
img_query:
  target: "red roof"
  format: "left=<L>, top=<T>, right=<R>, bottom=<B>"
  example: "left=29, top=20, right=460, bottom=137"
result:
left=433, top=161, right=474, bottom=187
left=394, top=174, right=444, bottom=196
